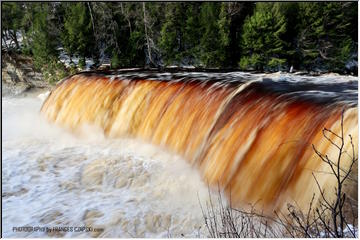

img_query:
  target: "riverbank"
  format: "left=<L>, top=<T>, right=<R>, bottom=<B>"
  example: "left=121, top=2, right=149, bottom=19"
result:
left=2, top=53, right=358, bottom=98
left=1, top=54, right=52, bottom=96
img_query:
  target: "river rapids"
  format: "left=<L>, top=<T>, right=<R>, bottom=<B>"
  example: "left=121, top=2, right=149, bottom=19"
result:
left=2, top=71, right=358, bottom=237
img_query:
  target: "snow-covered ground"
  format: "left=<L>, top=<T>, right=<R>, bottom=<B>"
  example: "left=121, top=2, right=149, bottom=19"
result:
left=2, top=31, right=95, bottom=71
left=57, top=47, right=94, bottom=70
left=2, top=30, right=24, bottom=49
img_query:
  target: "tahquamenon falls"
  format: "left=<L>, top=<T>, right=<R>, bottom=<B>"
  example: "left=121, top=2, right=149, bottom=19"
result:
left=40, top=71, right=358, bottom=214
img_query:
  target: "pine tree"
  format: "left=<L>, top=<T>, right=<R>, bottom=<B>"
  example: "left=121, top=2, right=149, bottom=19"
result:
left=141, top=2, right=165, bottom=67
left=198, top=2, right=229, bottom=68
left=239, top=3, right=287, bottom=71
left=225, top=2, right=255, bottom=67
left=62, top=2, right=94, bottom=67
left=217, top=3, right=231, bottom=66
left=20, top=3, right=37, bottom=55
left=121, top=3, right=146, bottom=67
left=2, top=2, right=23, bottom=50
left=105, top=3, right=132, bottom=68
left=182, top=3, right=202, bottom=65
left=90, top=2, right=150, bottom=68
left=31, top=3, right=59, bottom=70
left=298, top=2, right=357, bottom=72
left=271, top=2, right=300, bottom=68
left=159, top=3, right=187, bottom=65
left=1, top=2, right=357, bottom=73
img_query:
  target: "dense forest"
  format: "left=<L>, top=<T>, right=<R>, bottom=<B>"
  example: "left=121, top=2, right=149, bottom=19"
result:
left=2, top=2, right=358, bottom=79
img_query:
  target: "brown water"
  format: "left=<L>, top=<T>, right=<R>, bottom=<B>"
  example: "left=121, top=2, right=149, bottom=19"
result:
left=40, top=71, right=358, bottom=213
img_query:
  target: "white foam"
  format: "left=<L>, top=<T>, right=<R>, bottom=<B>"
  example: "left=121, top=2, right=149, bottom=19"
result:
left=2, top=96, right=213, bottom=237
left=37, top=91, right=50, bottom=102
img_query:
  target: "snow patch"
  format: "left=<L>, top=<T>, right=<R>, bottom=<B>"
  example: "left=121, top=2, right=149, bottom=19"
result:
left=2, top=31, right=23, bottom=49
left=57, top=47, right=94, bottom=70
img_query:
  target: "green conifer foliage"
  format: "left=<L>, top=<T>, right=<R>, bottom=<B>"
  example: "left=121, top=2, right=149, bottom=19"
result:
left=1, top=2, right=357, bottom=74
left=298, top=2, right=357, bottom=72
left=2, top=2, right=23, bottom=50
left=198, top=2, right=230, bottom=68
left=31, top=4, right=58, bottom=70
left=239, top=3, right=287, bottom=71
left=159, top=3, right=186, bottom=64
left=182, top=3, right=202, bottom=65
left=62, top=2, right=94, bottom=66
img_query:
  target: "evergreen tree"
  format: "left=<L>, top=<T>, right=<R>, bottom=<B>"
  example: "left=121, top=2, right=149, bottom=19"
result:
left=2, top=2, right=23, bottom=50
left=122, top=3, right=147, bottom=67
left=239, top=3, right=287, bottom=71
left=20, top=3, right=37, bottom=55
left=159, top=3, right=187, bottom=64
left=141, top=2, right=165, bottom=67
left=272, top=2, right=300, bottom=68
left=104, top=3, right=132, bottom=68
left=62, top=2, right=94, bottom=67
left=225, top=2, right=255, bottom=67
left=182, top=3, right=202, bottom=65
left=198, top=2, right=229, bottom=68
left=31, top=3, right=59, bottom=70
left=1, top=2, right=358, bottom=73
left=90, top=2, right=123, bottom=67
left=217, top=3, right=231, bottom=66
left=298, top=2, right=357, bottom=72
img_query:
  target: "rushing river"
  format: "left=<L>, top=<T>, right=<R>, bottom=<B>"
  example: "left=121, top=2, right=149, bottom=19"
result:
left=2, top=72, right=358, bottom=237
left=2, top=95, right=213, bottom=237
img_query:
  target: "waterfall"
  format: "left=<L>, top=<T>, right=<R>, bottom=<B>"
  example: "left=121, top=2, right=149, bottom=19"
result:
left=41, top=72, right=358, bottom=213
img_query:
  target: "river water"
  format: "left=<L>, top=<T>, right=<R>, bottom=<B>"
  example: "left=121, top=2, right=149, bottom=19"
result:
left=2, top=72, right=358, bottom=237
left=2, top=95, right=212, bottom=237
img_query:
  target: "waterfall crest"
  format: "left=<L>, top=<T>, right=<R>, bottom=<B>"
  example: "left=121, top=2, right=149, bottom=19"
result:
left=41, top=72, right=358, bottom=212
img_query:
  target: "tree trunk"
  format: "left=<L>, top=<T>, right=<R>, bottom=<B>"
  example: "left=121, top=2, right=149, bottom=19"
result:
left=143, top=2, right=154, bottom=67
left=87, top=2, right=96, bottom=35
left=87, top=2, right=99, bottom=64
left=14, top=31, right=19, bottom=49
left=120, top=3, right=132, bottom=33
left=9, top=30, right=19, bottom=49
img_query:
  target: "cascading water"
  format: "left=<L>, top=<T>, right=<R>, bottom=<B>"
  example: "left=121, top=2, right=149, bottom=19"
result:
left=3, top=94, right=213, bottom=237
left=40, top=71, right=358, bottom=214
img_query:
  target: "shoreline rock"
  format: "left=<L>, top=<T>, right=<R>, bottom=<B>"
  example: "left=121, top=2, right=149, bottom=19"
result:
left=2, top=54, right=53, bottom=97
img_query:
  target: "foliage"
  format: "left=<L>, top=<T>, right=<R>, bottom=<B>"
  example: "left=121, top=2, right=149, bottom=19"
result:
left=30, top=4, right=59, bottom=70
left=159, top=3, right=187, bottom=65
left=111, top=51, right=122, bottom=69
left=239, top=3, right=288, bottom=71
left=1, top=2, right=358, bottom=74
left=198, top=2, right=230, bottom=68
left=2, top=2, right=23, bottom=50
left=62, top=2, right=94, bottom=68
left=42, top=59, right=68, bottom=84
left=297, top=2, right=357, bottom=72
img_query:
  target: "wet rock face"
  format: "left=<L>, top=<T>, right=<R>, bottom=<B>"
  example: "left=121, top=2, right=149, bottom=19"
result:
left=2, top=54, right=50, bottom=96
left=2, top=61, right=31, bottom=96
